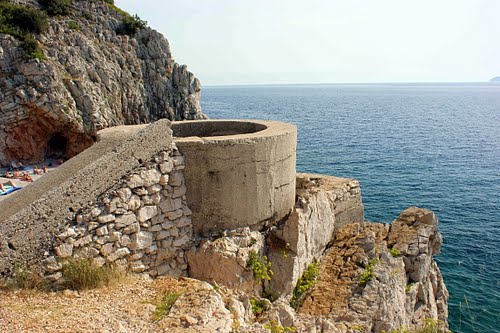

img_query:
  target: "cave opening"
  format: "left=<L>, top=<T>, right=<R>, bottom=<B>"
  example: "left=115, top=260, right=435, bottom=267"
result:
left=46, top=133, right=68, bottom=159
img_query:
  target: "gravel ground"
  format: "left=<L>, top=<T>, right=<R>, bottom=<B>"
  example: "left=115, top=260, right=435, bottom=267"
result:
left=0, top=276, right=190, bottom=333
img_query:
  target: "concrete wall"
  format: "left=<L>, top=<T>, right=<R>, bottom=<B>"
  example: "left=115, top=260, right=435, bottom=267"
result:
left=173, top=120, right=297, bottom=236
left=0, top=120, right=173, bottom=277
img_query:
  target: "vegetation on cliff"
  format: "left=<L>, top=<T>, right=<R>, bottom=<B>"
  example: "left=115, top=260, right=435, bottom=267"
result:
left=0, top=1, right=47, bottom=58
left=290, top=261, right=320, bottom=309
left=248, top=250, right=273, bottom=284
left=0, top=0, right=147, bottom=60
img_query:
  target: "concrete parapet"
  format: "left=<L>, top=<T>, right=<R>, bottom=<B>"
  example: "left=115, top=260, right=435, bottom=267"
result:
left=172, top=120, right=297, bottom=235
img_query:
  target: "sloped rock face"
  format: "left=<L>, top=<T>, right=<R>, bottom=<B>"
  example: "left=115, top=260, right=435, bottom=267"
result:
left=297, top=207, right=449, bottom=333
left=269, top=174, right=364, bottom=295
left=0, top=0, right=206, bottom=166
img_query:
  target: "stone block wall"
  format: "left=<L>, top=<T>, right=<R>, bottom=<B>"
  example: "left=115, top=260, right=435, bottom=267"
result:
left=41, top=148, right=193, bottom=282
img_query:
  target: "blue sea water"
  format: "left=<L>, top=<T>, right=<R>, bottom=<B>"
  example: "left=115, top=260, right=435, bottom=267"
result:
left=200, top=83, right=500, bottom=333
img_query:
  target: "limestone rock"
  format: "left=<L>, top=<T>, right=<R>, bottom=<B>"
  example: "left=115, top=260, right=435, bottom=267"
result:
left=269, top=174, right=364, bottom=295
left=55, top=243, right=73, bottom=258
left=297, top=207, right=449, bottom=332
left=187, top=228, right=264, bottom=293
left=160, top=279, right=233, bottom=332
left=115, top=212, right=137, bottom=227
left=131, top=231, right=153, bottom=250
left=137, top=206, right=158, bottom=223
left=0, top=0, right=206, bottom=166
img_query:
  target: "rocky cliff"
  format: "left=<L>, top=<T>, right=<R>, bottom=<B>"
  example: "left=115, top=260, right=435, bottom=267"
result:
left=0, top=0, right=206, bottom=166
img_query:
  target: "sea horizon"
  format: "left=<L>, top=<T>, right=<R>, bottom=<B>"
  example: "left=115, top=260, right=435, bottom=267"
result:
left=203, top=81, right=499, bottom=88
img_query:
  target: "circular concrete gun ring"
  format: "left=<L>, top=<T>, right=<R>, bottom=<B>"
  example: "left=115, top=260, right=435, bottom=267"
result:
left=172, top=120, right=297, bottom=235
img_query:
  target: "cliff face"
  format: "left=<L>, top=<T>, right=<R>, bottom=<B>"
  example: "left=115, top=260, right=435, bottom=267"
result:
left=0, top=0, right=205, bottom=166
left=298, top=208, right=448, bottom=332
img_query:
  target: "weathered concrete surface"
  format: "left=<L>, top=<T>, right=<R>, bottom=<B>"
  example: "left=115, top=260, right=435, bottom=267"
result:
left=0, top=120, right=172, bottom=276
left=269, top=173, right=364, bottom=295
left=173, top=120, right=297, bottom=235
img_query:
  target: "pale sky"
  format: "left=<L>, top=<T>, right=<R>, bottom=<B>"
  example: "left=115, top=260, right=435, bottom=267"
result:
left=116, top=0, right=500, bottom=85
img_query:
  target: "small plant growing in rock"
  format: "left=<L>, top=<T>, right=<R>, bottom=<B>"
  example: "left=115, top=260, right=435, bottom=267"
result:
left=415, top=319, right=447, bottom=333
left=248, top=251, right=273, bottom=284
left=68, top=21, right=80, bottom=30
left=280, top=242, right=291, bottom=257
left=358, top=259, right=380, bottom=287
left=290, top=261, right=320, bottom=309
left=351, top=325, right=367, bottom=333
left=152, top=291, right=181, bottom=321
left=250, top=298, right=268, bottom=317
left=389, top=247, right=401, bottom=257
left=21, top=35, right=45, bottom=60
left=61, top=258, right=123, bottom=290
left=405, top=282, right=415, bottom=293
left=263, top=320, right=296, bottom=333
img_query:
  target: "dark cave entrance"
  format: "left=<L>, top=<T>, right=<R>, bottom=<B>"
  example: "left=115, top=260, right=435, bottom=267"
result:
left=46, top=133, right=68, bottom=159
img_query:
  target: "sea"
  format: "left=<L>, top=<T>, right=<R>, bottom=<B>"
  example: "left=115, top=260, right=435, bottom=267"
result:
left=201, top=83, right=500, bottom=333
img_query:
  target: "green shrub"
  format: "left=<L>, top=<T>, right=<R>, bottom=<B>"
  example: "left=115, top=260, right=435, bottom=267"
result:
left=117, top=14, right=147, bottom=35
left=21, top=34, right=45, bottom=60
left=38, top=0, right=72, bottom=16
left=81, top=10, right=92, bottom=20
left=250, top=298, right=268, bottom=316
left=263, top=320, right=297, bottom=333
left=0, top=3, right=48, bottom=35
left=247, top=251, right=273, bottom=284
left=68, top=21, right=80, bottom=30
left=358, top=259, right=380, bottom=287
left=0, top=3, right=48, bottom=59
left=152, top=291, right=181, bottom=321
left=386, top=319, right=447, bottom=333
left=290, top=261, right=320, bottom=309
left=61, top=258, right=122, bottom=290
left=405, top=282, right=415, bottom=293
left=389, top=247, right=401, bottom=257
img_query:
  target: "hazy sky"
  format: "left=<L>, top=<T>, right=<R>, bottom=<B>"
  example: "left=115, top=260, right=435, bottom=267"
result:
left=116, top=0, right=500, bottom=85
